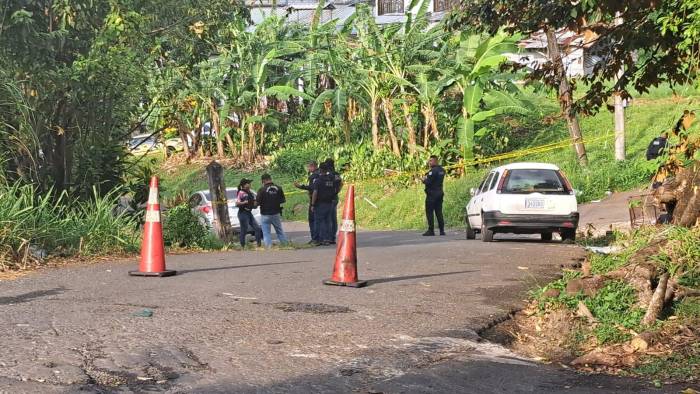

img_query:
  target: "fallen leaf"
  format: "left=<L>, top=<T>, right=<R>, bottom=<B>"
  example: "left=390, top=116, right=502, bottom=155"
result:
left=517, top=266, right=529, bottom=270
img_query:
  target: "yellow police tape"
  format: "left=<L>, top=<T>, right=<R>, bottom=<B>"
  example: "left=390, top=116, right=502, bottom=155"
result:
left=282, top=132, right=615, bottom=196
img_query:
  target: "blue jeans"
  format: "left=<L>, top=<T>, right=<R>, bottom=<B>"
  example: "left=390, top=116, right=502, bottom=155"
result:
left=260, top=214, right=288, bottom=248
left=314, top=202, right=334, bottom=242
left=238, top=210, right=261, bottom=247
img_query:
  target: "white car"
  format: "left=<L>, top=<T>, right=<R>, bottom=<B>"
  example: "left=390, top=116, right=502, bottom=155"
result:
left=188, top=188, right=262, bottom=232
left=465, top=162, right=578, bottom=242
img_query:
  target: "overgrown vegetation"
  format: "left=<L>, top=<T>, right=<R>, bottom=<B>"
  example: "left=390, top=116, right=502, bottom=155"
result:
left=514, top=225, right=700, bottom=382
left=0, top=182, right=139, bottom=271
left=163, top=205, right=222, bottom=250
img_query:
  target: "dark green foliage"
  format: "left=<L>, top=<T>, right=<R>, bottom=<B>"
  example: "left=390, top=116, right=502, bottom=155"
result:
left=163, top=204, right=210, bottom=248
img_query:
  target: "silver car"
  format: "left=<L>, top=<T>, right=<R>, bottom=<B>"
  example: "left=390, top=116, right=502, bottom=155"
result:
left=188, top=188, right=262, bottom=232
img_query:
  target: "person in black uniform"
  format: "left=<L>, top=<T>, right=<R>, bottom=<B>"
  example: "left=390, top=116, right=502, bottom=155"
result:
left=646, top=132, right=669, bottom=160
left=311, top=162, right=336, bottom=246
left=422, top=155, right=445, bottom=236
left=325, top=158, right=343, bottom=244
left=294, top=160, right=320, bottom=243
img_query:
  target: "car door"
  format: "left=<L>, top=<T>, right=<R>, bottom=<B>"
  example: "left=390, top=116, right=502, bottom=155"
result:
left=467, top=172, right=494, bottom=228
left=481, top=170, right=501, bottom=212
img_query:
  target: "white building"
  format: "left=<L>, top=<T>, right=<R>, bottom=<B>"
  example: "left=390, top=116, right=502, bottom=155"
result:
left=508, top=28, right=600, bottom=78
left=248, top=0, right=458, bottom=27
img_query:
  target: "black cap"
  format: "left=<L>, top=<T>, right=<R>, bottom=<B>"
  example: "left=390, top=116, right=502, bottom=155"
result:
left=239, top=178, right=252, bottom=186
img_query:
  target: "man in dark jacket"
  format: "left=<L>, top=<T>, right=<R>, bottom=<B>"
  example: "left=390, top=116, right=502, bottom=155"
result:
left=257, top=174, right=288, bottom=248
left=294, top=160, right=320, bottom=243
left=646, top=132, right=669, bottom=160
left=422, top=155, right=445, bottom=236
left=311, top=162, right=336, bottom=245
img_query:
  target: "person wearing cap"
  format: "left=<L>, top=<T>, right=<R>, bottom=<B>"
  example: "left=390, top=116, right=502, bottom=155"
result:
left=235, top=178, right=262, bottom=248
left=256, top=174, right=288, bottom=248
left=294, top=160, right=320, bottom=244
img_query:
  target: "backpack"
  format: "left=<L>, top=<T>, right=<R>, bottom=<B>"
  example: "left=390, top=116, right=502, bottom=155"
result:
left=646, top=137, right=667, bottom=160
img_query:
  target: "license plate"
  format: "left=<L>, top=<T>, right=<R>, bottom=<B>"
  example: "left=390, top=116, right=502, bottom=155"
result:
left=525, top=198, right=545, bottom=209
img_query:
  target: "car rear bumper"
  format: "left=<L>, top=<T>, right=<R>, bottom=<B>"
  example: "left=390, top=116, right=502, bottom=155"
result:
left=482, top=211, right=579, bottom=233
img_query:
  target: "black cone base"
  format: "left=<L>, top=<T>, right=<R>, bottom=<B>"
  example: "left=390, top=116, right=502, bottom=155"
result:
left=323, top=279, right=367, bottom=288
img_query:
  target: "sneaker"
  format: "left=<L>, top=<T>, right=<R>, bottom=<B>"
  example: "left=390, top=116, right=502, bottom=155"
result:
left=328, top=241, right=336, bottom=245
left=439, top=231, right=446, bottom=236
left=422, top=231, right=435, bottom=236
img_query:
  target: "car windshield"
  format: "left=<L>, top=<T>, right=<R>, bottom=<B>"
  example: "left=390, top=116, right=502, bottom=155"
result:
left=202, top=189, right=239, bottom=202
left=503, top=169, right=569, bottom=195
left=129, top=136, right=155, bottom=148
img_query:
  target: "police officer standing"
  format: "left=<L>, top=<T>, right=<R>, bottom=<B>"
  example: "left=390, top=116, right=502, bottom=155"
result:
left=294, top=160, right=320, bottom=244
left=325, top=158, right=343, bottom=244
left=311, top=162, right=336, bottom=246
left=422, top=155, right=445, bottom=236
left=257, top=174, right=288, bottom=248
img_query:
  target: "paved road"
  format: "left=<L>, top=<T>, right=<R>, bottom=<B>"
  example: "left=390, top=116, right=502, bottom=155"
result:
left=0, top=223, right=681, bottom=393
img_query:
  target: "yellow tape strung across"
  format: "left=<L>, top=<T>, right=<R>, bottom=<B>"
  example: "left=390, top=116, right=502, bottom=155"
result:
left=282, top=133, right=614, bottom=196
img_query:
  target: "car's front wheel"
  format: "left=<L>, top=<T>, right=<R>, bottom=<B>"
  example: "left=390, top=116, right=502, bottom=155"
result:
left=465, top=216, right=476, bottom=240
left=480, top=216, right=494, bottom=242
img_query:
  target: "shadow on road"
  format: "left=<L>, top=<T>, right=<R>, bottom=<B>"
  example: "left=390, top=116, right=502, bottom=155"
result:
left=0, top=287, right=66, bottom=305
left=367, top=270, right=478, bottom=286
left=177, top=260, right=312, bottom=275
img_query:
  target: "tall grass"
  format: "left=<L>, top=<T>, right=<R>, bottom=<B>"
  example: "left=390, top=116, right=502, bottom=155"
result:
left=0, top=182, right=139, bottom=270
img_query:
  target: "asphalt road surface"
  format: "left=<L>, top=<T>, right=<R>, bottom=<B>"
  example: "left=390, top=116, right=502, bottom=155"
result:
left=0, top=223, right=682, bottom=393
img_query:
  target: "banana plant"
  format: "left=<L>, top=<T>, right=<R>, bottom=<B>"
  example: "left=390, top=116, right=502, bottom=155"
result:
left=452, top=31, right=531, bottom=161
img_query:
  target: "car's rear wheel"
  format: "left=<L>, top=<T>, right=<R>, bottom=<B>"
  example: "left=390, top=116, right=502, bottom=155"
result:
left=465, top=217, right=476, bottom=240
left=561, top=229, right=576, bottom=242
left=541, top=232, right=553, bottom=242
left=480, top=217, right=494, bottom=242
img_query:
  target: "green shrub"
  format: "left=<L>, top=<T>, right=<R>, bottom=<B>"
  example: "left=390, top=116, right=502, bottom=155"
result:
left=163, top=204, right=211, bottom=248
left=0, top=182, right=139, bottom=270
left=585, top=280, right=645, bottom=345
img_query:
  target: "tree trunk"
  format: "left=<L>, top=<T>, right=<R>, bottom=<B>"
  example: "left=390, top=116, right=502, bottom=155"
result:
left=206, top=161, right=234, bottom=242
left=177, top=121, right=191, bottom=158
left=371, top=98, right=380, bottom=149
left=210, top=99, right=225, bottom=158
left=382, top=98, right=400, bottom=156
left=401, top=100, right=417, bottom=154
left=422, top=107, right=431, bottom=147
left=642, top=272, right=669, bottom=326
left=225, top=133, right=236, bottom=158
left=545, top=27, right=588, bottom=166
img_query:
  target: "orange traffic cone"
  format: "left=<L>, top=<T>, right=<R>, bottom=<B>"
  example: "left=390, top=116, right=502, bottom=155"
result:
left=324, top=185, right=366, bottom=288
left=129, top=176, right=176, bottom=277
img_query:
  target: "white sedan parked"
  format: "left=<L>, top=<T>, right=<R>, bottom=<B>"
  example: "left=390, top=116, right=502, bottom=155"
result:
left=465, top=162, right=579, bottom=242
left=188, top=188, right=262, bottom=232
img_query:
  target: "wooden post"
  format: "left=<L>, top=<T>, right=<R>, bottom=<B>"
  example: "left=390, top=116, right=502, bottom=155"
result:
left=206, top=161, right=233, bottom=241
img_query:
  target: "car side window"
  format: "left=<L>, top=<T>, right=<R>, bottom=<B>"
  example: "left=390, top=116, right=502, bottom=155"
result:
left=488, top=172, right=499, bottom=191
left=480, top=173, right=494, bottom=194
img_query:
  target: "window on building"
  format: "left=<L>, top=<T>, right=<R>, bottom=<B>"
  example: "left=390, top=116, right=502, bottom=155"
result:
left=433, top=0, right=458, bottom=12
left=378, top=0, right=404, bottom=15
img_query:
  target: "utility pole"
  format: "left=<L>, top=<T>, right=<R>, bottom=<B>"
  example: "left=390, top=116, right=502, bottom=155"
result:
left=614, top=70, right=626, bottom=161
left=613, top=12, right=626, bottom=161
